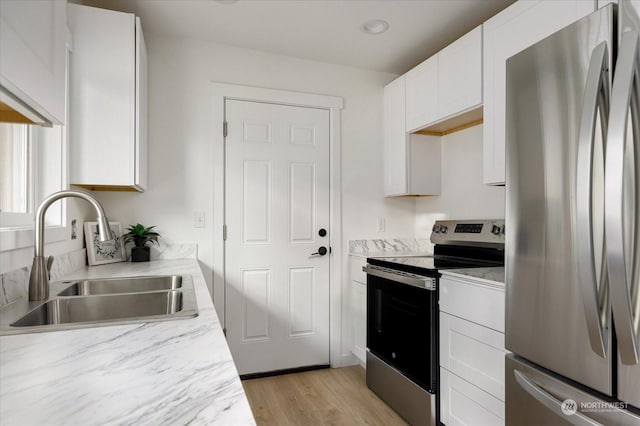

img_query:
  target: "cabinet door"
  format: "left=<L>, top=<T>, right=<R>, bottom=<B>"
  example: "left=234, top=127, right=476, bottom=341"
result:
left=68, top=5, right=145, bottom=191
left=0, top=0, right=66, bottom=124
left=405, top=55, right=438, bottom=132
left=483, top=0, right=595, bottom=185
left=135, top=17, right=148, bottom=191
left=349, top=257, right=367, bottom=363
left=440, top=368, right=505, bottom=426
left=438, top=26, right=482, bottom=120
left=440, top=312, right=506, bottom=400
left=384, top=76, right=409, bottom=196
left=384, top=76, right=441, bottom=197
left=350, top=281, right=366, bottom=363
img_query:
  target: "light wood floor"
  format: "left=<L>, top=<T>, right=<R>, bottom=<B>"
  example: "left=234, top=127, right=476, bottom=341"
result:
left=242, top=365, right=408, bottom=426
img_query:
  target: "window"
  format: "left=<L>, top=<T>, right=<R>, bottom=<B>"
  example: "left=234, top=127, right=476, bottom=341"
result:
left=0, top=122, right=66, bottom=250
left=0, top=123, right=29, bottom=215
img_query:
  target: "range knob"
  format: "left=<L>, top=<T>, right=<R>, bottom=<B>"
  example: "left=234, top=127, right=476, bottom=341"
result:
left=440, top=225, right=448, bottom=233
left=491, top=224, right=503, bottom=235
left=432, top=224, right=440, bottom=233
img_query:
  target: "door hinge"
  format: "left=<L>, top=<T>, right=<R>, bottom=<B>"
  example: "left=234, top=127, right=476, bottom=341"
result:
left=223, top=224, right=227, bottom=241
left=223, top=121, right=228, bottom=138
left=223, top=328, right=227, bottom=337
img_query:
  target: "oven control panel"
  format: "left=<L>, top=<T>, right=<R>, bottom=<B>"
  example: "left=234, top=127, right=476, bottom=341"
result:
left=431, top=219, right=505, bottom=246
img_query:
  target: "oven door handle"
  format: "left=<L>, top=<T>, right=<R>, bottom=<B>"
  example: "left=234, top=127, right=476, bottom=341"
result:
left=363, top=265, right=436, bottom=290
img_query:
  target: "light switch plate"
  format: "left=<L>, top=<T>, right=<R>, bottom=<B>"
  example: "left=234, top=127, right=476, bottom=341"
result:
left=194, top=211, right=205, bottom=228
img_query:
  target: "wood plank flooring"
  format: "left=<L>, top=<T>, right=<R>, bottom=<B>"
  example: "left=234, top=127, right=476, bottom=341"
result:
left=242, top=365, right=408, bottom=426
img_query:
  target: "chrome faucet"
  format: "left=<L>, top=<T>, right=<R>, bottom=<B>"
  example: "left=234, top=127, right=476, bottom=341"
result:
left=29, top=190, right=112, bottom=301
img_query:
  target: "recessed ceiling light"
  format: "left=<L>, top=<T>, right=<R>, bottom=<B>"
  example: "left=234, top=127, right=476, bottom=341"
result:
left=361, top=19, right=389, bottom=35
left=214, top=0, right=238, bottom=4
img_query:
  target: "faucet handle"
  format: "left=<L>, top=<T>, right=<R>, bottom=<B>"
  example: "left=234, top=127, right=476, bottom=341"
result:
left=46, top=256, right=54, bottom=278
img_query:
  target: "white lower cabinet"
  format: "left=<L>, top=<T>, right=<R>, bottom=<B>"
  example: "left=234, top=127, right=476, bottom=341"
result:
left=440, top=312, right=506, bottom=401
left=349, top=256, right=367, bottom=364
left=440, top=368, right=505, bottom=426
left=439, top=273, right=507, bottom=426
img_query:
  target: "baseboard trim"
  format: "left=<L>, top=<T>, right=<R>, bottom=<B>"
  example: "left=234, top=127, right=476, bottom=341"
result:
left=240, top=364, right=330, bottom=381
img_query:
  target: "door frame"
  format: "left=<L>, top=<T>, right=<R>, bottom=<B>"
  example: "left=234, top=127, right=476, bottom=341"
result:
left=211, top=82, right=344, bottom=367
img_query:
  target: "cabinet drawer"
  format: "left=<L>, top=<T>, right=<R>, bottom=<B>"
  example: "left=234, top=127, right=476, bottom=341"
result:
left=440, top=312, right=506, bottom=400
left=440, top=368, right=504, bottom=426
left=349, top=256, right=367, bottom=284
left=439, top=275, right=504, bottom=332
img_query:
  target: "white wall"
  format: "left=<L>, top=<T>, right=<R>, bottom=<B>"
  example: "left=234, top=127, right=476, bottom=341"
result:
left=415, top=124, right=505, bottom=245
left=92, top=32, right=416, bottom=364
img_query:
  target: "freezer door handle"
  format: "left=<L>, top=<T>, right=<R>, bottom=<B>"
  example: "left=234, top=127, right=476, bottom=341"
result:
left=576, top=41, right=610, bottom=358
left=605, top=30, right=640, bottom=366
left=514, top=370, right=602, bottom=426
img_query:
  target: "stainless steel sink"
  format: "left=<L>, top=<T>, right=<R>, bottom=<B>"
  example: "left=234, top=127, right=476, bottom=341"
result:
left=57, top=275, right=182, bottom=296
left=12, top=291, right=183, bottom=327
left=0, top=275, right=198, bottom=335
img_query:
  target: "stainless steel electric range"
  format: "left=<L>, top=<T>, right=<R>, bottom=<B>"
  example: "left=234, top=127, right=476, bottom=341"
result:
left=363, top=219, right=505, bottom=425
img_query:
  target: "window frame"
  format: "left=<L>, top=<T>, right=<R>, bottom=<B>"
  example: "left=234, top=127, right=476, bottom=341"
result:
left=0, top=124, right=68, bottom=252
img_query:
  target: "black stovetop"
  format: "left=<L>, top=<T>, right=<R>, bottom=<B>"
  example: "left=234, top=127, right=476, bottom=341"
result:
left=366, top=244, right=504, bottom=276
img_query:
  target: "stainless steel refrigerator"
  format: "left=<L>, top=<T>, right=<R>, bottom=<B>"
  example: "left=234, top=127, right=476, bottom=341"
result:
left=505, top=2, right=640, bottom=425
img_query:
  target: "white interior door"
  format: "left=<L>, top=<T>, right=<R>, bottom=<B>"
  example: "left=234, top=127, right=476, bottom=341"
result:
left=224, top=99, right=330, bottom=376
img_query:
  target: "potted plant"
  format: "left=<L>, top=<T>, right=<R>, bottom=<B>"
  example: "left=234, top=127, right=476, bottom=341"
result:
left=122, top=224, right=160, bottom=262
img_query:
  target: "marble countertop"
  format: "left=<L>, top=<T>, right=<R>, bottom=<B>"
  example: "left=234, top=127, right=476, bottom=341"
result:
left=349, top=251, right=431, bottom=259
left=0, top=259, right=255, bottom=426
left=441, top=267, right=505, bottom=286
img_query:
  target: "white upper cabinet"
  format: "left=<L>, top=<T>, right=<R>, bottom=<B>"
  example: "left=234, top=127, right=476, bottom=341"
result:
left=437, top=26, right=483, bottom=121
left=68, top=4, right=148, bottom=192
left=384, top=76, right=441, bottom=197
left=384, top=76, right=409, bottom=196
left=482, top=0, right=595, bottom=185
left=405, top=26, right=482, bottom=133
left=405, top=56, right=438, bottom=132
left=0, top=0, right=67, bottom=125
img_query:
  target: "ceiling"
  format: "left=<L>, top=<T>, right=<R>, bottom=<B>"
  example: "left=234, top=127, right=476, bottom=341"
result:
left=76, top=0, right=515, bottom=75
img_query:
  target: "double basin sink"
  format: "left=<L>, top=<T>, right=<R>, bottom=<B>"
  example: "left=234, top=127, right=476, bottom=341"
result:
left=0, top=275, right=198, bottom=335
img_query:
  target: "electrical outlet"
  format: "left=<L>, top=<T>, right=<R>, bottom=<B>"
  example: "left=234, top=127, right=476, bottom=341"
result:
left=194, top=211, right=205, bottom=228
left=71, top=219, right=77, bottom=239
left=376, top=217, right=386, bottom=233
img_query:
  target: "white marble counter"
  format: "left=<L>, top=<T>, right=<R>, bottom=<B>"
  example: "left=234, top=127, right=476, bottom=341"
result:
left=349, top=238, right=432, bottom=255
left=0, top=259, right=255, bottom=426
left=349, top=251, right=431, bottom=260
left=441, top=267, right=505, bottom=286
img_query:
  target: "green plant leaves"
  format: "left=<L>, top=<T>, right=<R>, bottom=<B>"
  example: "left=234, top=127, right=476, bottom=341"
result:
left=122, top=223, right=161, bottom=247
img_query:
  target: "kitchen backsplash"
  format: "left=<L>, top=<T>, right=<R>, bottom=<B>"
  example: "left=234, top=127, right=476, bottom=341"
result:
left=349, top=238, right=431, bottom=255
left=1, top=248, right=87, bottom=307
left=149, top=243, right=197, bottom=260
left=0, top=243, right=198, bottom=307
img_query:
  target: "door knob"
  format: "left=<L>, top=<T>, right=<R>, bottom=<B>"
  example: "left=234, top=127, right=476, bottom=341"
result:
left=310, top=246, right=328, bottom=256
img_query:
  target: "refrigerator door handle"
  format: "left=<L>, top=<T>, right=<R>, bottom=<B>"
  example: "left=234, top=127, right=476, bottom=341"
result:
left=605, top=30, right=640, bottom=365
left=576, top=41, right=610, bottom=358
left=514, top=370, right=602, bottom=426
